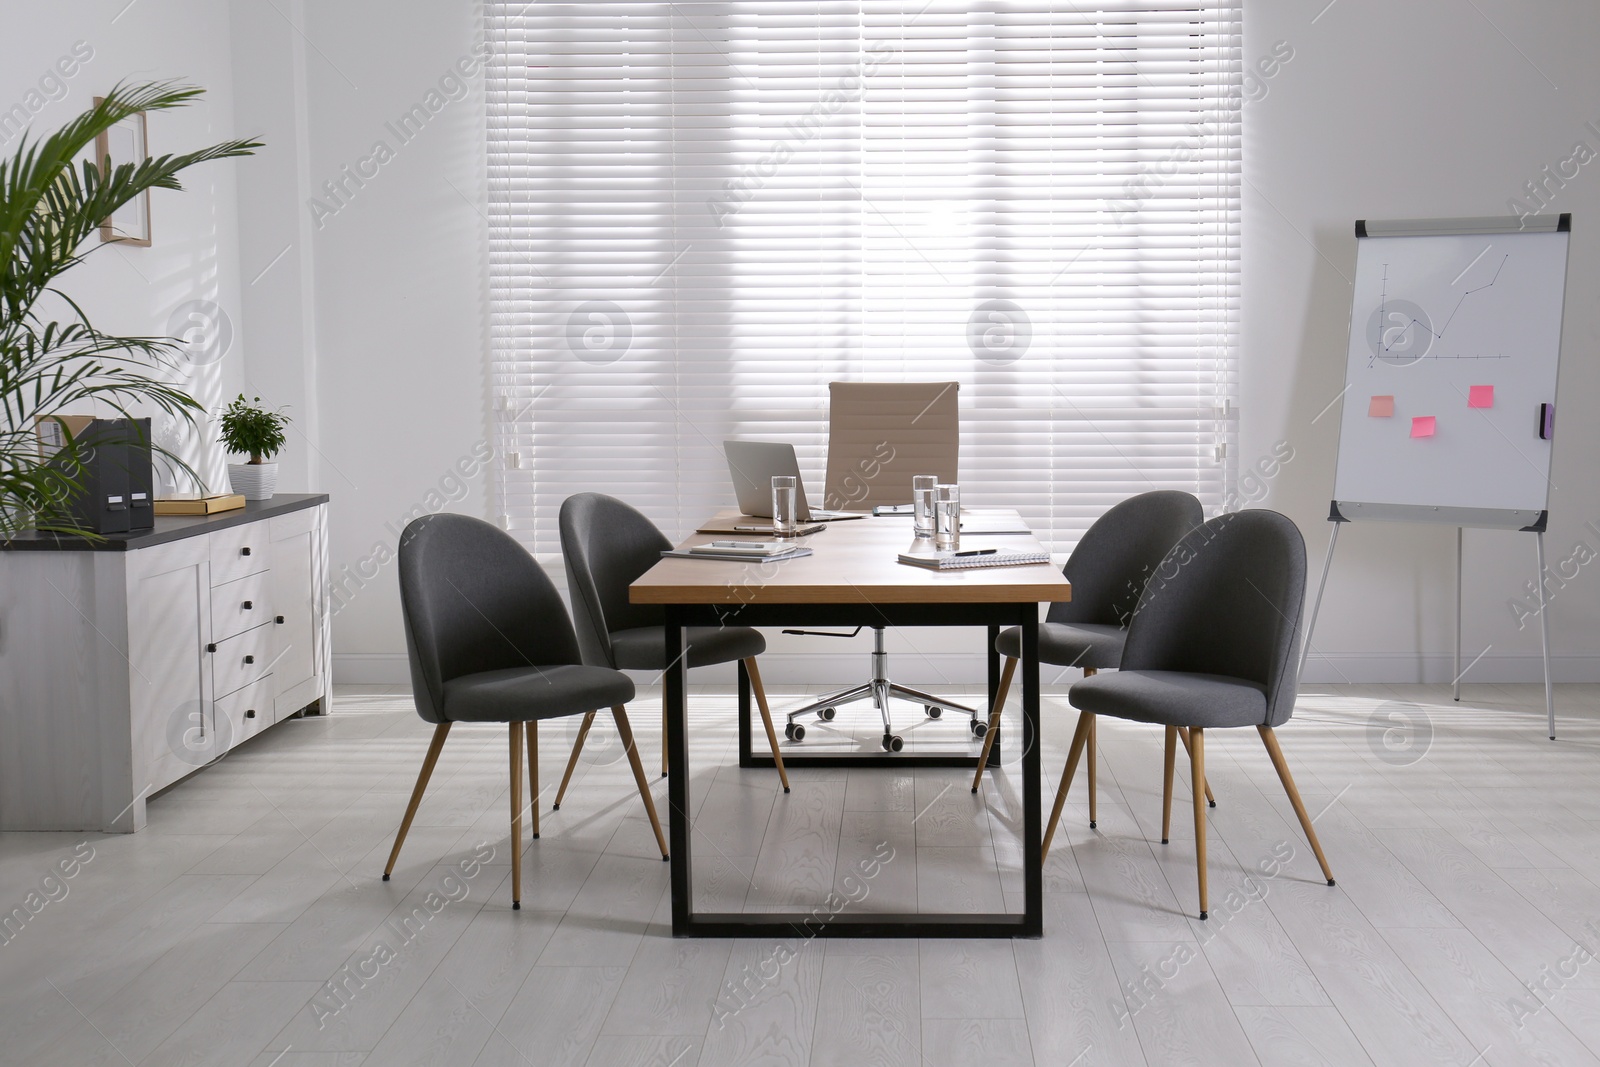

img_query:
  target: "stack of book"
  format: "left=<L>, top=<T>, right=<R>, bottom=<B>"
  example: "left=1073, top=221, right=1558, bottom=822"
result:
left=154, top=493, right=246, bottom=516
left=663, top=539, right=813, bottom=563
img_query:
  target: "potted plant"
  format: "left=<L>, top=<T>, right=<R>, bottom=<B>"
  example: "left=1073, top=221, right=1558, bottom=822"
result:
left=0, top=83, right=259, bottom=537
left=218, top=394, right=289, bottom=500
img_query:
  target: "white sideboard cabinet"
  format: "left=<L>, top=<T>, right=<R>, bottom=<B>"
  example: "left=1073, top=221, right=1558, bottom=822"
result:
left=0, top=495, right=331, bottom=832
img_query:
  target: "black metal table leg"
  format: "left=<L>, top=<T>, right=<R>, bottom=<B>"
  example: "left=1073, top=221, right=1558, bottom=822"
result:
left=1021, top=608, right=1043, bottom=937
left=665, top=607, right=692, bottom=935
left=737, top=657, right=753, bottom=768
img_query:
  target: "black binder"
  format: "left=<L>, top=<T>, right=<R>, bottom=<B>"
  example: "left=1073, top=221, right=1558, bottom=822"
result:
left=40, top=417, right=154, bottom=535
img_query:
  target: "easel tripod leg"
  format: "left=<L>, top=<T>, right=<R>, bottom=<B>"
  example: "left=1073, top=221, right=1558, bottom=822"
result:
left=1299, top=522, right=1340, bottom=680
left=1453, top=526, right=1463, bottom=702
left=1535, top=531, right=1556, bottom=740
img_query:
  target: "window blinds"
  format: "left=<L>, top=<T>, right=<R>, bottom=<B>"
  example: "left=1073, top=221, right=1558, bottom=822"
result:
left=486, top=1, right=1241, bottom=559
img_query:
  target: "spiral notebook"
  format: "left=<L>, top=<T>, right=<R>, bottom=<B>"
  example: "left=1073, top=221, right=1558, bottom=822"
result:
left=897, top=548, right=1050, bottom=570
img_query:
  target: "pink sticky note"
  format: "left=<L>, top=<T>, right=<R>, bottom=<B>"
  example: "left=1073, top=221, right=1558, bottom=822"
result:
left=1368, top=395, right=1395, bottom=417
left=1411, top=416, right=1436, bottom=438
left=1468, top=385, right=1494, bottom=409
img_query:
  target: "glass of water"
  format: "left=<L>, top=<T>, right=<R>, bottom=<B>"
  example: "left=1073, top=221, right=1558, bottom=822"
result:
left=771, top=476, right=799, bottom=537
left=933, top=483, right=960, bottom=550
left=912, top=475, right=938, bottom=538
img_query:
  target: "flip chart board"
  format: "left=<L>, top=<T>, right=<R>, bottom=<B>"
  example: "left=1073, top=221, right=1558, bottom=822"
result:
left=1330, top=215, right=1571, bottom=530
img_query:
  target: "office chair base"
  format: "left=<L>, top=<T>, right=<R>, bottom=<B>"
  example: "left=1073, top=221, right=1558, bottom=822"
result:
left=782, top=626, right=983, bottom=743
left=784, top=681, right=982, bottom=730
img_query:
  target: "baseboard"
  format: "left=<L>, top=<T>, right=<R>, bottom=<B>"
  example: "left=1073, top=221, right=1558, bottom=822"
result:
left=335, top=650, right=1600, bottom=687
left=1298, top=652, right=1600, bottom=684
left=332, top=653, right=412, bottom=684
left=331, top=652, right=997, bottom=688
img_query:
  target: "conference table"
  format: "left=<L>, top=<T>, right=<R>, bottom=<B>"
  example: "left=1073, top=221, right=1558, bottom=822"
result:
left=630, top=510, right=1071, bottom=938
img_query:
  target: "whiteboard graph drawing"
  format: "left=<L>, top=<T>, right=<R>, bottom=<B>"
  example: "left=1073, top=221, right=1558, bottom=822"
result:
left=1366, top=253, right=1509, bottom=366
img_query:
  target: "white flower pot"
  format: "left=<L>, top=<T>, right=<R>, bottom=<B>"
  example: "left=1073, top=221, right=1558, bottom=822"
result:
left=228, top=462, right=279, bottom=501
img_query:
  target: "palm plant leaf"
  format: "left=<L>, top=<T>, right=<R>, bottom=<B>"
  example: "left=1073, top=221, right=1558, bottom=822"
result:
left=0, top=81, right=260, bottom=538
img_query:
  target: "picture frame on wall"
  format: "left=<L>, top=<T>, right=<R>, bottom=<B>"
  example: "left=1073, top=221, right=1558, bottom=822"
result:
left=93, top=96, right=151, bottom=246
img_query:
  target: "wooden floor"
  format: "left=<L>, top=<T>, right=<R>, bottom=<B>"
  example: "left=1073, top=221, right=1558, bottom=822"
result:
left=4, top=681, right=1600, bottom=1066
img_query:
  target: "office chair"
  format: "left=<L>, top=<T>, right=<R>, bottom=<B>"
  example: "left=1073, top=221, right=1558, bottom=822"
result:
left=557, top=493, right=790, bottom=794
left=971, top=490, right=1212, bottom=817
left=1044, top=509, right=1335, bottom=919
left=384, top=513, right=667, bottom=910
left=781, top=381, right=982, bottom=752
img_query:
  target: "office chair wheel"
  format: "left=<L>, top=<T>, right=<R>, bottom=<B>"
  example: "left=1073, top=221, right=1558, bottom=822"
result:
left=924, top=705, right=942, bottom=719
left=785, top=722, right=806, bottom=742
left=970, top=719, right=988, bottom=738
left=817, top=707, right=836, bottom=721
left=882, top=733, right=904, bottom=753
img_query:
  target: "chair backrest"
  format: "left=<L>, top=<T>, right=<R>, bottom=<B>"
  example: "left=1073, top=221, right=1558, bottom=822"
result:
left=1121, top=509, right=1307, bottom=727
left=559, top=493, right=671, bottom=668
left=1050, top=490, right=1203, bottom=629
left=398, top=513, right=582, bottom=723
left=823, top=381, right=959, bottom=511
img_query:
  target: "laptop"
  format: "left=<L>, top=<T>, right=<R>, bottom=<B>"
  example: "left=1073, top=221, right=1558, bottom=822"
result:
left=724, top=440, right=856, bottom=521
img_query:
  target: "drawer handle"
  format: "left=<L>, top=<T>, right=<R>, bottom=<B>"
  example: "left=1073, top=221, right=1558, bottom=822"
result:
left=243, top=600, right=254, bottom=610
left=206, top=643, right=216, bottom=653
left=245, top=709, right=256, bottom=719
left=244, top=655, right=255, bottom=664
left=241, top=547, right=252, bottom=557
left=275, top=615, right=285, bottom=624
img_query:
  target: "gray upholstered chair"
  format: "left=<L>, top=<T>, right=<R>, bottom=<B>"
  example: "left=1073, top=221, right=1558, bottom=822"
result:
left=1048, top=508, right=1335, bottom=919
left=972, top=490, right=1208, bottom=813
left=558, top=493, right=789, bottom=796
left=384, top=513, right=667, bottom=910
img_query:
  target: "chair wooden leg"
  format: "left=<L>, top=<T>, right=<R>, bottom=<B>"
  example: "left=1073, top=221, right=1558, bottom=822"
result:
left=614, top=706, right=669, bottom=861
left=1178, top=727, right=1216, bottom=807
left=1162, top=725, right=1177, bottom=844
left=384, top=722, right=450, bottom=880
left=1041, top=711, right=1094, bottom=865
left=525, top=721, right=540, bottom=839
left=1190, top=727, right=1208, bottom=919
left=744, top=658, right=790, bottom=793
left=510, top=722, right=524, bottom=909
left=553, top=710, right=594, bottom=811
left=1086, top=714, right=1098, bottom=829
left=971, top=655, right=1015, bottom=793
left=661, top=688, right=669, bottom=778
left=1258, top=726, right=1336, bottom=886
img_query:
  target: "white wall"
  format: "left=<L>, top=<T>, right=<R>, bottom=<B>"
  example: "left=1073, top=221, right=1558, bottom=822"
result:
left=1242, top=0, right=1600, bottom=682
left=290, top=1, right=491, bottom=681
left=1, top=0, right=252, bottom=493
left=286, top=0, right=1600, bottom=686
left=26, top=1, right=1599, bottom=687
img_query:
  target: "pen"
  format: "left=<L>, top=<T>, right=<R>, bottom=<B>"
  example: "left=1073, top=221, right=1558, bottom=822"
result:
left=951, top=548, right=997, bottom=556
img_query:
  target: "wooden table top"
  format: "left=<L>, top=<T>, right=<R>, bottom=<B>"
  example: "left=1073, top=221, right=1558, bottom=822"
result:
left=630, top=509, right=1072, bottom=605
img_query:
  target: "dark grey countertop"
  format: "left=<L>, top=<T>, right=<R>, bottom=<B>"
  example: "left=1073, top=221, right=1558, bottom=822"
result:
left=1, top=493, right=329, bottom=552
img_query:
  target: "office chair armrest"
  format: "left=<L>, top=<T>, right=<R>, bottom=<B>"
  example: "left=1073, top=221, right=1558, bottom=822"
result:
left=781, top=626, right=865, bottom=638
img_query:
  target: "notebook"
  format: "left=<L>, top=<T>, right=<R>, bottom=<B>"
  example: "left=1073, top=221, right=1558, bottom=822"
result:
left=897, top=548, right=1050, bottom=570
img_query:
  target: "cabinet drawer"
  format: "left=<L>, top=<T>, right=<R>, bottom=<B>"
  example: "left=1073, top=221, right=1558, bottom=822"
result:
left=212, top=623, right=275, bottom=699
left=210, top=571, right=273, bottom=642
left=216, top=675, right=273, bottom=745
left=209, top=523, right=270, bottom=585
